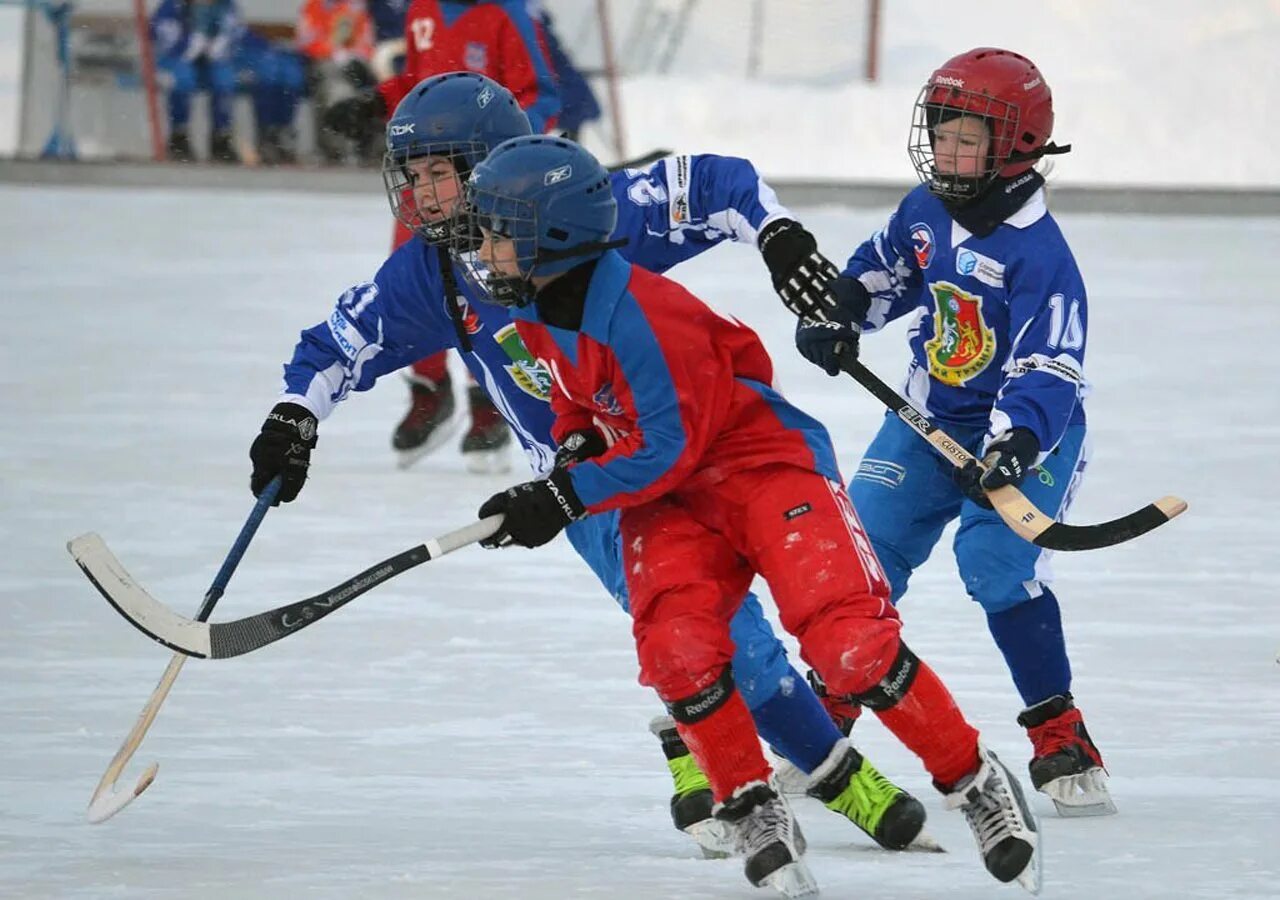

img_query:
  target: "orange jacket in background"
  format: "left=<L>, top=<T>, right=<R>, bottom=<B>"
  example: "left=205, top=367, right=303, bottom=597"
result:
left=297, top=0, right=375, bottom=63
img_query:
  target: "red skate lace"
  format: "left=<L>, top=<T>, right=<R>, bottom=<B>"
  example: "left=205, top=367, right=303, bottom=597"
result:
left=1028, top=708, right=1103, bottom=767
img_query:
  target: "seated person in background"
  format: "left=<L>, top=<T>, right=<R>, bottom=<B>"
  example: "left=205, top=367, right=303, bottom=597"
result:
left=151, top=0, right=243, bottom=163
left=297, top=0, right=378, bottom=164
left=237, top=29, right=307, bottom=166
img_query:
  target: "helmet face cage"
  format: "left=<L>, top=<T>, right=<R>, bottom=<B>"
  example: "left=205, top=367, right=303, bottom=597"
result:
left=908, top=83, right=1021, bottom=203
left=450, top=181, right=542, bottom=308
left=382, top=140, right=486, bottom=244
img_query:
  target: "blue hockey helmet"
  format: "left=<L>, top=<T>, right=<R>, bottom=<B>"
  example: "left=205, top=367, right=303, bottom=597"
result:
left=455, top=135, right=619, bottom=307
left=383, top=72, right=533, bottom=244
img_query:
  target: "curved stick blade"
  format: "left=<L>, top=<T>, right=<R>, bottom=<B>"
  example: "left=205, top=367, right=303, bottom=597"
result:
left=1030, top=495, right=1188, bottom=551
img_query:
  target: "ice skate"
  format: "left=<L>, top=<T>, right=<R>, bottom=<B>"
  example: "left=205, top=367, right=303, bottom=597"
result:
left=941, top=743, right=1042, bottom=894
left=209, top=129, right=240, bottom=165
left=769, top=754, right=811, bottom=797
left=166, top=129, right=195, bottom=163
left=648, top=716, right=735, bottom=859
left=1019, top=693, right=1116, bottom=818
left=806, top=738, right=940, bottom=852
left=392, top=374, right=458, bottom=469
left=715, top=781, right=819, bottom=898
left=461, top=386, right=512, bottom=474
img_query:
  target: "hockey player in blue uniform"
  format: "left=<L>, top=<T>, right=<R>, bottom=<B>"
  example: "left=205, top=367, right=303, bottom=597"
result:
left=247, top=72, right=928, bottom=855
left=795, top=47, right=1114, bottom=817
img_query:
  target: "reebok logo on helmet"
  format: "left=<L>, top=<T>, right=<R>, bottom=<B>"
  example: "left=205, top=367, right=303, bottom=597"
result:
left=544, top=164, right=572, bottom=186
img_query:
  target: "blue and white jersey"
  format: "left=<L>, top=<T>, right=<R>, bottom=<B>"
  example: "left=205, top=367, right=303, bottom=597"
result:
left=612, top=154, right=789, bottom=274
left=276, top=154, right=790, bottom=473
left=845, top=183, right=1089, bottom=457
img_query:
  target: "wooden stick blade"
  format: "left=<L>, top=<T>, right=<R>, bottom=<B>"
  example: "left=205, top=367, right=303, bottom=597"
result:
left=86, top=762, right=159, bottom=824
left=68, top=533, right=213, bottom=658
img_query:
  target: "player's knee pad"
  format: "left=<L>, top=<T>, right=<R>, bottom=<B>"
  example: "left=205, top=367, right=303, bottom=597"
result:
left=956, top=546, right=1039, bottom=613
left=666, top=666, right=736, bottom=725
left=799, top=612, right=902, bottom=697
left=636, top=616, right=731, bottom=700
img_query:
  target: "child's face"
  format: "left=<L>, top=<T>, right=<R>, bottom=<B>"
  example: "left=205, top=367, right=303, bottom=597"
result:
left=932, top=115, right=992, bottom=178
left=478, top=229, right=522, bottom=279
left=406, top=156, right=464, bottom=223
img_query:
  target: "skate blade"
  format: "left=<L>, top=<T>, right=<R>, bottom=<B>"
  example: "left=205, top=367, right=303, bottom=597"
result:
left=1043, top=770, right=1117, bottom=818
left=394, top=417, right=461, bottom=470
left=684, top=819, right=735, bottom=859
left=463, top=446, right=512, bottom=475
left=761, top=860, right=821, bottom=898
left=1015, top=832, right=1044, bottom=896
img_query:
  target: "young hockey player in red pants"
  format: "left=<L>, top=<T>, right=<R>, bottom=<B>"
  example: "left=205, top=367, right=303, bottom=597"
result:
left=461, top=135, right=1043, bottom=897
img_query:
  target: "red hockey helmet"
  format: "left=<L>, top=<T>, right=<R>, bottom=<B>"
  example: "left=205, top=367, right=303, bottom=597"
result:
left=908, top=48, right=1067, bottom=202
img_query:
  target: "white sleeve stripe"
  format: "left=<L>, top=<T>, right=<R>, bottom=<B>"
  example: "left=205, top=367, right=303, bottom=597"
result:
left=1007, top=352, right=1084, bottom=385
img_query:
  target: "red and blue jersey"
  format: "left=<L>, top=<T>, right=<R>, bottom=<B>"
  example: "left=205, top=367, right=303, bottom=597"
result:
left=510, top=251, right=842, bottom=513
left=378, top=0, right=560, bottom=133
left=277, top=154, right=796, bottom=477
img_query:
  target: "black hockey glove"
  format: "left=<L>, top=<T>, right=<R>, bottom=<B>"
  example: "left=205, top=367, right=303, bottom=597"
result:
left=554, top=428, right=608, bottom=469
left=321, top=91, right=387, bottom=142
left=758, top=218, right=841, bottom=319
left=249, top=402, right=318, bottom=505
left=954, top=427, right=1041, bottom=508
left=795, top=275, right=871, bottom=375
left=478, top=469, right=586, bottom=549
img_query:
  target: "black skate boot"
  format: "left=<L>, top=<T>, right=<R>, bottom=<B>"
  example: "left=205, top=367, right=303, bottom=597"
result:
left=1020, top=692, right=1115, bottom=817
left=209, top=129, right=240, bottom=164
left=715, top=781, right=818, bottom=898
left=166, top=128, right=195, bottom=163
left=460, top=386, right=512, bottom=473
left=647, top=716, right=734, bottom=859
left=939, top=742, right=1042, bottom=893
left=391, top=374, right=458, bottom=469
left=258, top=126, right=297, bottom=166
left=806, top=737, right=935, bottom=851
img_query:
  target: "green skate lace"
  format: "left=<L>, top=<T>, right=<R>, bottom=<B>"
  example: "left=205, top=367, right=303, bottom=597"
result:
left=825, top=757, right=902, bottom=836
left=667, top=753, right=712, bottom=798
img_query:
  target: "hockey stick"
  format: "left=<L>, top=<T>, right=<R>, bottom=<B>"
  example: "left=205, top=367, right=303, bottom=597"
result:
left=606, top=148, right=673, bottom=172
left=81, top=477, right=280, bottom=823
left=71, top=515, right=502, bottom=661
left=841, top=357, right=1186, bottom=551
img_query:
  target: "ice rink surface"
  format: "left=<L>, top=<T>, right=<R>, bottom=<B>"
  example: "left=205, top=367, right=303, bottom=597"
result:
left=2, top=184, right=1278, bottom=899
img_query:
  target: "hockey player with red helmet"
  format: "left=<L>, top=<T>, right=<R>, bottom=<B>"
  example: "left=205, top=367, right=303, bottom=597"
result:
left=796, top=47, right=1114, bottom=818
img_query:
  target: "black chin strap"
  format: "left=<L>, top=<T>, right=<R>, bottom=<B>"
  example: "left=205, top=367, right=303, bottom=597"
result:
left=435, top=245, right=472, bottom=353
left=535, top=237, right=629, bottom=267
left=1005, top=141, right=1072, bottom=167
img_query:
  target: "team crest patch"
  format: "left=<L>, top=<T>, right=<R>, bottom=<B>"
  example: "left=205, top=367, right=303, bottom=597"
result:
left=925, top=281, right=996, bottom=386
left=493, top=323, right=552, bottom=400
left=909, top=222, right=935, bottom=269
left=592, top=383, right=624, bottom=416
